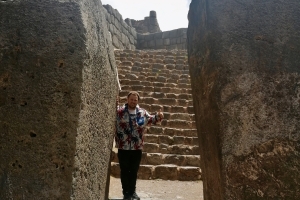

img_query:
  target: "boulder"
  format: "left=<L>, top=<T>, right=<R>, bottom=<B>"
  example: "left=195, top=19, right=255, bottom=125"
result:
left=0, top=0, right=117, bottom=199
left=188, top=0, right=300, bottom=199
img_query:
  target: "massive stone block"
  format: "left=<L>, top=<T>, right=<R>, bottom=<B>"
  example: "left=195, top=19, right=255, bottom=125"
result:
left=188, top=0, right=300, bottom=199
left=0, top=0, right=117, bottom=199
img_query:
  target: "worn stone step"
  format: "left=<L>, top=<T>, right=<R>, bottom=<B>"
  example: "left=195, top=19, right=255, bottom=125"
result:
left=143, top=143, right=199, bottom=155
left=153, top=87, right=182, bottom=93
left=136, top=103, right=194, bottom=114
left=139, top=97, right=157, bottom=104
left=111, top=151, right=200, bottom=167
left=177, top=83, right=191, bottom=89
left=121, top=85, right=158, bottom=92
left=162, top=105, right=186, bottom=113
left=155, top=55, right=165, bottom=59
left=144, top=134, right=198, bottom=146
left=118, top=74, right=125, bottom=79
left=176, top=59, right=186, bottom=65
left=140, top=62, right=152, bottom=68
left=144, top=153, right=200, bottom=167
left=132, top=61, right=142, bottom=67
left=181, top=70, right=190, bottom=75
left=116, top=68, right=131, bottom=75
left=165, top=77, right=180, bottom=84
left=176, top=56, right=187, bottom=60
left=145, top=75, right=166, bottom=82
left=178, top=78, right=190, bottom=84
left=161, top=112, right=195, bottom=121
left=118, top=61, right=133, bottom=67
left=110, top=162, right=201, bottom=181
left=117, top=66, right=132, bottom=72
left=158, top=98, right=192, bottom=107
left=136, top=98, right=192, bottom=107
left=175, top=64, right=189, bottom=70
left=131, top=65, right=151, bottom=72
left=161, top=119, right=196, bottom=129
left=164, top=64, right=175, bottom=70
left=119, top=64, right=189, bottom=76
left=122, top=73, right=139, bottom=80
left=119, top=79, right=132, bottom=85
left=121, top=85, right=143, bottom=91
left=120, top=80, right=168, bottom=88
left=151, top=63, right=165, bottom=69
left=118, top=57, right=132, bottom=62
left=141, top=58, right=151, bottom=63
left=136, top=103, right=185, bottom=113
left=133, top=92, right=192, bottom=101
left=146, top=127, right=198, bottom=137
left=177, top=93, right=192, bottom=100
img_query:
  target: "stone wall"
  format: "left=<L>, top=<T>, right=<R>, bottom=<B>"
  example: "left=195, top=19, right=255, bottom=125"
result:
left=103, top=4, right=137, bottom=50
left=103, top=4, right=187, bottom=51
left=188, top=0, right=300, bottom=199
left=129, top=11, right=161, bottom=34
left=0, top=0, right=117, bottom=199
left=137, top=28, right=187, bottom=50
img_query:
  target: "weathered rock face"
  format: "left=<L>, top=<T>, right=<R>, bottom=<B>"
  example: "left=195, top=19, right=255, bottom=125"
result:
left=130, top=11, right=161, bottom=34
left=187, top=0, right=300, bottom=199
left=0, top=0, right=117, bottom=199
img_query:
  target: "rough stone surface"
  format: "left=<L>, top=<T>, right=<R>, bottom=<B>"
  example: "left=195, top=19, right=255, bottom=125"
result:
left=0, top=0, right=117, bottom=199
left=188, top=0, right=300, bottom=199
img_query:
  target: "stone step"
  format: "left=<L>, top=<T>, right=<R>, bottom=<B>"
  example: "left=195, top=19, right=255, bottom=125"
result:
left=111, top=151, right=200, bottom=167
left=121, top=85, right=189, bottom=94
left=117, top=68, right=190, bottom=80
left=143, top=143, right=199, bottom=155
left=119, top=57, right=133, bottom=62
left=146, top=126, right=198, bottom=137
left=135, top=103, right=193, bottom=114
left=158, top=112, right=195, bottom=121
left=178, top=78, right=190, bottom=84
left=118, top=65, right=190, bottom=76
left=143, top=153, right=200, bottom=167
left=110, top=162, right=201, bottom=181
left=128, top=62, right=189, bottom=72
left=117, top=101, right=195, bottom=115
left=118, top=96, right=193, bottom=107
left=136, top=103, right=194, bottom=114
left=118, top=61, right=133, bottom=67
left=144, top=134, right=198, bottom=146
left=118, top=74, right=125, bottom=79
left=119, top=79, right=191, bottom=90
left=154, top=87, right=191, bottom=94
left=115, top=49, right=187, bottom=57
left=177, top=83, right=192, bottom=89
left=161, top=119, right=196, bottom=129
left=118, top=91, right=193, bottom=103
left=119, top=91, right=192, bottom=100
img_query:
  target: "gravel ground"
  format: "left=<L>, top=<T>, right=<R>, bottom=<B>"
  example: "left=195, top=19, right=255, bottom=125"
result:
left=109, top=176, right=204, bottom=200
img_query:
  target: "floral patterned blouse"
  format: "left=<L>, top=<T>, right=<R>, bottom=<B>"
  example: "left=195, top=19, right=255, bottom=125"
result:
left=115, top=103, right=161, bottom=150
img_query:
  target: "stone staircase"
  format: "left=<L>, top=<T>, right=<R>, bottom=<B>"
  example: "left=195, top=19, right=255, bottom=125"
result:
left=110, top=49, right=201, bottom=181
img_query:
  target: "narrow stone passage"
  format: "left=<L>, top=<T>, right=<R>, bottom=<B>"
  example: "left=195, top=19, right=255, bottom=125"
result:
left=110, top=49, right=201, bottom=182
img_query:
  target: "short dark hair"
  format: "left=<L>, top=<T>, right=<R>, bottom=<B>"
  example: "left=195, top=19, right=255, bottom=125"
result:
left=127, top=91, right=140, bottom=100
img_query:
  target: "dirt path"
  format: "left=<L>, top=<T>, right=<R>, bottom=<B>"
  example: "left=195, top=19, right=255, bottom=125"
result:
left=109, top=176, right=204, bottom=200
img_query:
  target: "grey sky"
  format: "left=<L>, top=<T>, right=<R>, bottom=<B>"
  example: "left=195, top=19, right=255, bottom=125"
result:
left=101, top=0, right=191, bottom=31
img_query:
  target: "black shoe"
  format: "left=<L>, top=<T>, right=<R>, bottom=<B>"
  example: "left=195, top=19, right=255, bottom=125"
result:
left=131, top=192, right=140, bottom=200
left=123, top=194, right=131, bottom=200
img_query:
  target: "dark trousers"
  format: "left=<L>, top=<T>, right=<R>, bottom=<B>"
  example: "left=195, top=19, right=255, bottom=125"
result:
left=118, top=149, right=142, bottom=195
